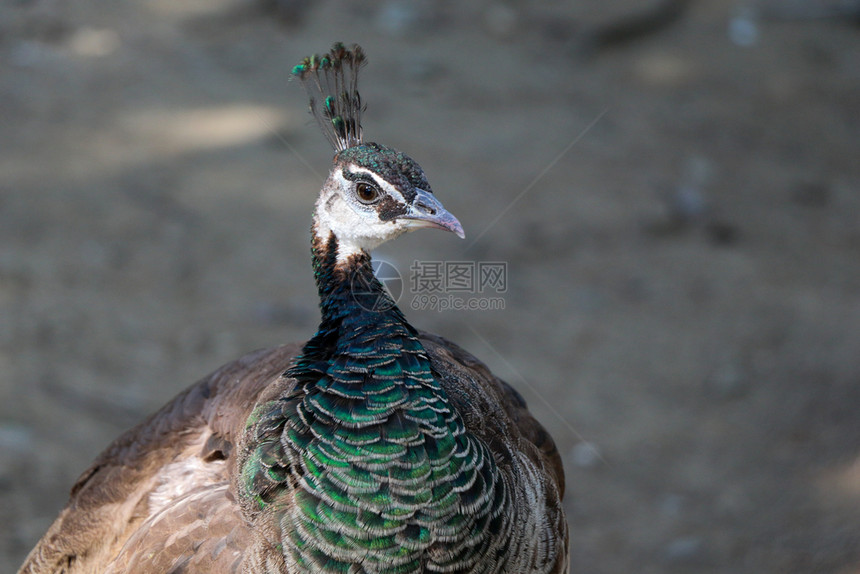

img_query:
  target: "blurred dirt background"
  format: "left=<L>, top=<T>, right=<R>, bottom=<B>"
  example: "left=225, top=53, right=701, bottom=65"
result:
left=2, top=0, right=859, bottom=572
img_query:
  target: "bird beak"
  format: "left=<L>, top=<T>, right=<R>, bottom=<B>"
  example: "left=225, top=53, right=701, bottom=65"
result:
left=401, top=188, right=465, bottom=239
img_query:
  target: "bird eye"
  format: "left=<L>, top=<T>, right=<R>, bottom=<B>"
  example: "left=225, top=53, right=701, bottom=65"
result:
left=355, top=181, right=380, bottom=203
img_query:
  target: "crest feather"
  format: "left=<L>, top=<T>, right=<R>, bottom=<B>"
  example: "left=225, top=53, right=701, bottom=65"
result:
left=292, top=42, right=367, bottom=152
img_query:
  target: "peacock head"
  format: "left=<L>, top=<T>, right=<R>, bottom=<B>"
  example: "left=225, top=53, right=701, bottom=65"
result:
left=315, top=142, right=463, bottom=260
left=294, top=43, right=463, bottom=262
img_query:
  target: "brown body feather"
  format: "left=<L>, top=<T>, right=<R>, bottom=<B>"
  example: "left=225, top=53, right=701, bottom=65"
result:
left=19, top=335, right=567, bottom=574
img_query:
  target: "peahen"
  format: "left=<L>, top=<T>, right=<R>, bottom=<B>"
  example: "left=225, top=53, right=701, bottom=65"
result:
left=19, top=42, right=568, bottom=574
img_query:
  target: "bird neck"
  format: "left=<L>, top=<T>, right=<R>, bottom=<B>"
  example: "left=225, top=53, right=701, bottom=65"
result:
left=307, top=226, right=407, bottom=343
left=290, top=223, right=424, bottom=391
left=241, top=227, right=507, bottom=571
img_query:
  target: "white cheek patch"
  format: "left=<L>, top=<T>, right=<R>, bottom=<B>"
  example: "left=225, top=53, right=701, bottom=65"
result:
left=314, top=169, right=410, bottom=263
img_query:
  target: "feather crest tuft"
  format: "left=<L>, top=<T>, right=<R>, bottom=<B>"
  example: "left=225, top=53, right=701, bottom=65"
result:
left=293, top=42, right=367, bottom=151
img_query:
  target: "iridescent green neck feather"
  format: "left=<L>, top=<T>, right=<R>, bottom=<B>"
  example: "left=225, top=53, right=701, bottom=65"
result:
left=239, top=233, right=509, bottom=573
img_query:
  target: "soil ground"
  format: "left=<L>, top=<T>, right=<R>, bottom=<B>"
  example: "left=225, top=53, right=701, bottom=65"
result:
left=1, top=1, right=859, bottom=572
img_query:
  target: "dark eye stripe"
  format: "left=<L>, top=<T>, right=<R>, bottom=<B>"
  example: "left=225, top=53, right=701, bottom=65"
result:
left=376, top=196, right=408, bottom=221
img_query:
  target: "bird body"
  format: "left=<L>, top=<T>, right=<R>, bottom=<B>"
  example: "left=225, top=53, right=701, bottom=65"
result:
left=19, top=43, right=568, bottom=574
